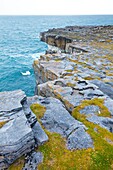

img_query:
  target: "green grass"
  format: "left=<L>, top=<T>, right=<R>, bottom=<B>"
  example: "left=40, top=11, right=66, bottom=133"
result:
left=74, top=98, right=111, bottom=117
left=72, top=106, right=113, bottom=170
left=30, top=103, right=46, bottom=120
left=37, top=98, right=113, bottom=170
left=8, top=99, right=113, bottom=170
left=37, top=125, right=113, bottom=170
left=38, top=131, right=93, bottom=170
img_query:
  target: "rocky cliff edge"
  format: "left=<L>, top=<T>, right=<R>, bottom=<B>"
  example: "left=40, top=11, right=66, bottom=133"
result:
left=1, top=25, right=113, bottom=170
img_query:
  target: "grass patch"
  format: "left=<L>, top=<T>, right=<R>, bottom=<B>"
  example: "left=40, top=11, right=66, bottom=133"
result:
left=91, top=42, right=113, bottom=51
left=8, top=99, right=113, bottom=170
left=30, top=103, right=46, bottom=120
left=33, top=98, right=113, bottom=170
left=75, top=98, right=111, bottom=117
left=38, top=131, right=93, bottom=170
left=65, top=70, right=73, bottom=72
left=38, top=126, right=113, bottom=170
left=72, top=108, right=113, bottom=170
left=54, top=59, right=62, bottom=62
left=84, top=77, right=95, bottom=80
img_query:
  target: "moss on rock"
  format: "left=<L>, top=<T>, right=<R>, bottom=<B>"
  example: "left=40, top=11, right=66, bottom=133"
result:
left=30, top=103, right=46, bottom=120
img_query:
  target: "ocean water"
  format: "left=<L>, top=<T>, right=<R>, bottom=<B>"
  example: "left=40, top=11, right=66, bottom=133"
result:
left=0, top=15, right=113, bottom=96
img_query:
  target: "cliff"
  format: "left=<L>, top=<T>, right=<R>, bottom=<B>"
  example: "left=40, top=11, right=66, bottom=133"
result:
left=1, top=25, right=113, bottom=170
left=32, top=26, right=113, bottom=169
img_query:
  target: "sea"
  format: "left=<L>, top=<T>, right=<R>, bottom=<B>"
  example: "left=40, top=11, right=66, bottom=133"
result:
left=0, top=15, right=113, bottom=96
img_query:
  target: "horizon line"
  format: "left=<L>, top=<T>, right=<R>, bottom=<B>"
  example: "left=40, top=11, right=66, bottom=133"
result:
left=0, top=14, right=113, bottom=16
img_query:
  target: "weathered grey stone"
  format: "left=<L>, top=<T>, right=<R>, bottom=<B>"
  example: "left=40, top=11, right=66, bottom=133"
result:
left=104, top=97, right=113, bottom=116
left=32, top=121, right=48, bottom=145
left=0, top=110, right=35, bottom=168
left=87, top=115, right=113, bottom=132
left=80, top=105, right=100, bottom=115
left=65, top=65, right=74, bottom=71
left=23, top=152, right=43, bottom=170
left=22, top=98, right=48, bottom=146
left=75, top=82, right=98, bottom=91
left=0, top=90, right=26, bottom=112
left=79, top=88, right=104, bottom=99
left=0, top=90, right=48, bottom=169
left=54, top=86, right=73, bottom=97
left=106, top=82, right=113, bottom=87
left=40, top=97, right=82, bottom=135
left=63, top=92, right=84, bottom=109
left=35, top=97, right=93, bottom=150
left=67, top=127, right=93, bottom=150
left=91, top=80, right=113, bottom=99
left=77, top=73, right=91, bottom=78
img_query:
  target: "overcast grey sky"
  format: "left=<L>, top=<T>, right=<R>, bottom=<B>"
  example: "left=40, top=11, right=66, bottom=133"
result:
left=0, top=0, right=113, bottom=15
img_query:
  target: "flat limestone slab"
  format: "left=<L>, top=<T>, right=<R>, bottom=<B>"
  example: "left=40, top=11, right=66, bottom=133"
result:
left=0, top=90, right=35, bottom=169
left=0, top=110, right=34, bottom=146
left=0, top=90, right=26, bottom=112
left=35, top=96, right=93, bottom=150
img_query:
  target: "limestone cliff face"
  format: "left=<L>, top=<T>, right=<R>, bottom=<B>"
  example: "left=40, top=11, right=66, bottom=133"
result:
left=40, top=25, right=113, bottom=53
left=1, top=25, right=113, bottom=169
left=40, top=32, right=72, bottom=50
left=33, top=25, right=113, bottom=133
left=32, top=27, right=113, bottom=167
left=33, top=60, right=60, bottom=84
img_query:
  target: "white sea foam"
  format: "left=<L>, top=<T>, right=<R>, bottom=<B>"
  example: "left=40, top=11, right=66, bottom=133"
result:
left=31, top=52, right=45, bottom=59
left=21, top=71, right=31, bottom=76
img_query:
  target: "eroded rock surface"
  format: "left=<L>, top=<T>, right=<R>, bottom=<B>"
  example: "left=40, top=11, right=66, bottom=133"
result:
left=23, top=152, right=43, bottom=170
left=80, top=105, right=100, bottom=115
left=33, top=25, right=113, bottom=136
left=0, top=90, right=26, bottom=112
left=87, top=115, right=113, bottom=133
left=27, top=96, right=93, bottom=150
left=0, top=90, right=48, bottom=169
left=1, top=25, right=113, bottom=169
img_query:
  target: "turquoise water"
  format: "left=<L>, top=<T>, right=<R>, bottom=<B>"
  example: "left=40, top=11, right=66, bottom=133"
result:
left=0, top=15, right=113, bottom=96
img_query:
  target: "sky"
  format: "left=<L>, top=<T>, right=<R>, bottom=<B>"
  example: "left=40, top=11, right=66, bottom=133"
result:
left=0, top=0, right=113, bottom=15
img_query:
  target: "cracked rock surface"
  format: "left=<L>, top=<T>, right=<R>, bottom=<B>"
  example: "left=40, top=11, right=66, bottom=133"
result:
left=1, top=25, right=113, bottom=169
left=27, top=96, right=93, bottom=150
left=0, top=90, right=48, bottom=169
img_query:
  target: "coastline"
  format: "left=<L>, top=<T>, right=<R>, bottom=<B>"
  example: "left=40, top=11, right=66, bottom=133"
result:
left=1, top=25, right=113, bottom=169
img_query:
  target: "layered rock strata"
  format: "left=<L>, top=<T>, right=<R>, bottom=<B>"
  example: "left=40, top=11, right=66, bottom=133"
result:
left=1, top=25, right=113, bottom=169
left=33, top=25, right=113, bottom=135
left=0, top=90, right=48, bottom=169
